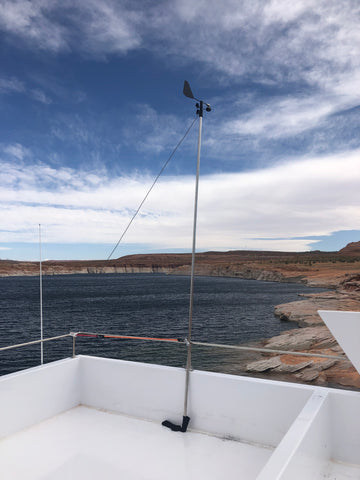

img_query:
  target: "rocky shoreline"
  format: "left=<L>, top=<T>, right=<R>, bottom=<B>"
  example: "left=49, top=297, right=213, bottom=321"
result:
left=216, top=277, right=360, bottom=389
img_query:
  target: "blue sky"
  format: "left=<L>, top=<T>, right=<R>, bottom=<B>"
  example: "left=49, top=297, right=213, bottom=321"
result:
left=1, top=0, right=360, bottom=260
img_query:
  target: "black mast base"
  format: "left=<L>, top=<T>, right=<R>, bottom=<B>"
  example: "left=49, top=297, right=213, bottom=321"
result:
left=162, top=416, right=190, bottom=433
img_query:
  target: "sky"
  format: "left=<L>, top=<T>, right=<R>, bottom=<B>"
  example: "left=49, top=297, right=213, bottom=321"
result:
left=1, top=0, right=360, bottom=261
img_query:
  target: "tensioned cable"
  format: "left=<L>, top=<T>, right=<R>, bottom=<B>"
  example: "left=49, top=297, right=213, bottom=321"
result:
left=73, top=332, right=346, bottom=361
left=107, top=116, right=198, bottom=261
left=0, top=334, right=72, bottom=352
left=0, top=332, right=347, bottom=361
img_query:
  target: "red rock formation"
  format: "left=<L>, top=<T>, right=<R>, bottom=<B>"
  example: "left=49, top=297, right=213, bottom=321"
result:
left=339, top=241, right=360, bottom=256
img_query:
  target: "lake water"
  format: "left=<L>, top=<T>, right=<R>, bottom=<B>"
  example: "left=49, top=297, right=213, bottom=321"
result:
left=0, top=273, right=324, bottom=376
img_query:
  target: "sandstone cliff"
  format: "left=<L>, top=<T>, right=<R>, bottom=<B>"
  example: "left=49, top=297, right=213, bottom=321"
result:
left=1, top=248, right=360, bottom=289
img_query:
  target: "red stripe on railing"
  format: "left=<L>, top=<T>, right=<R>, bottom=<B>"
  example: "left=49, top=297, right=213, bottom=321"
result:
left=76, top=333, right=182, bottom=342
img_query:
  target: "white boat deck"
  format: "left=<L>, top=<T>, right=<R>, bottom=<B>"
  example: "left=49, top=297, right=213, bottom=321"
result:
left=0, top=405, right=273, bottom=480
left=1, top=351, right=360, bottom=479
left=323, top=461, right=360, bottom=480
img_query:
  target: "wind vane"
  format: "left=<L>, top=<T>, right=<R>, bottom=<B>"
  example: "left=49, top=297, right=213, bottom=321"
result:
left=183, top=80, right=212, bottom=116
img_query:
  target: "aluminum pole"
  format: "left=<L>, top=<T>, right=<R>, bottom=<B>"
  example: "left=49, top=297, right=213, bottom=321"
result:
left=183, top=102, right=203, bottom=418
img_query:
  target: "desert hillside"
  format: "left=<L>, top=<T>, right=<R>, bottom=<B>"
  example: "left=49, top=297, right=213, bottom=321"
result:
left=1, top=244, right=360, bottom=289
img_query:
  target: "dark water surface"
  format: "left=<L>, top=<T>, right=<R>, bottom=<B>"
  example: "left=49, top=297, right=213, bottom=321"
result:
left=0, top=273, right=324, bottom=376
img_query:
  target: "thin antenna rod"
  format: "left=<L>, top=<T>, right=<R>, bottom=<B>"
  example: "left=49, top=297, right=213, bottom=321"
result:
left=39, top=224, right=43, bottom=365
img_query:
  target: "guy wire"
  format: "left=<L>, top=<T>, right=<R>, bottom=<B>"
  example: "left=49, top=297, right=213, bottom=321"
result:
left=107, top=116, right=198, bottom=260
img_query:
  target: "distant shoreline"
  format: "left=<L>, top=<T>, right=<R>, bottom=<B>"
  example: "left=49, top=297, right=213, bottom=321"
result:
left=1, top=248, right=360, bottom=290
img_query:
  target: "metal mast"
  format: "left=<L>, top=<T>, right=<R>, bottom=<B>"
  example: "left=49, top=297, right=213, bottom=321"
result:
left=163, top=81, right=211, bottom=433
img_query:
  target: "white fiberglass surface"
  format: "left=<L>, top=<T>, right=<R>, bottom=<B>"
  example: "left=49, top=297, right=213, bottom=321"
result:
left=0, top=406, right=273, bottom=480
left=318, top=310, right=360, bottom=375
left=322, top=460, right=360, bottom=479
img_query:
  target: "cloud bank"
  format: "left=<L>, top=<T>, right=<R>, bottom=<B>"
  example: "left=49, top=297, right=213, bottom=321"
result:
left=1, top=147, right=359, bottom=255
left=2, top=1, right=359, bottom=90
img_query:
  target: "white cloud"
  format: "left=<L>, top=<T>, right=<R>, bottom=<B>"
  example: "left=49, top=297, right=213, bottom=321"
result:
left=3, top=143, right=30, bottom=160
left=0, top=75, right=54, bottom=105
left=0, top=0, right=68, bottom=52
left=0, top=149, right=360, bottom=254
left=149, top=0, right=360, bottom=145
left=0, top=77, right=25, bottom=94
left=222, top=88, right=360, bottom=140
left=0, top=0, right=142, bottom=55
left=2, top=1, right=358, bottom=90
left=151, top=0, right=360, bottom=86
left=30, top=88, right=52, bottom=104
left=73, top=0, right=142, bottom=56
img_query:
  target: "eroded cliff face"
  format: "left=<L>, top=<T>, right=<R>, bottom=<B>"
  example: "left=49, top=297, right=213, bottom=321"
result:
left=0, top=246, right=359, bottom=279
left=0, top=261, right=173, bottom=277
left=0, top=261, right=313, bottom=284
left=2, top=248, right=360, bottom=288
left=0, top=258, right=290, bottom=280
